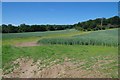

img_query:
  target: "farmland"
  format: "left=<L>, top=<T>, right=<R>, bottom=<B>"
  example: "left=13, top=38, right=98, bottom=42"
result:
left=38, top=29, right=118, bottom=47
left=2, top=29, right=79, bottom=40
left=2, top=2, right=120, bottom=78
left=2, top=28, right=118, bottom=78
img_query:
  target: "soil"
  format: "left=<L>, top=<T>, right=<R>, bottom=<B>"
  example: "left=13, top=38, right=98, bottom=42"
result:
left=3, top=58, right=108, bottom=78
left=15, top=42, right=40, bottom=47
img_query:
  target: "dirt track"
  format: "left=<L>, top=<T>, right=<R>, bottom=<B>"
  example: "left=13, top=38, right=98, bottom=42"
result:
left=15, top=42, right=40, bottom=47
left=3, top=58, right=108, bottom=78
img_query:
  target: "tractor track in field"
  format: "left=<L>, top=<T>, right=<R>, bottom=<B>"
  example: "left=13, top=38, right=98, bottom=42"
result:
left=15, top=41, right=40, bottom=47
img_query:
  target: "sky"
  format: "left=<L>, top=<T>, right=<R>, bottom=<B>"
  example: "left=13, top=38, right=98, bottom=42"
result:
left=1, top=0, right=120, bottom=2
left=2, top=2, right=118, bottom=25
left=0, top=2, right=2, bottom=25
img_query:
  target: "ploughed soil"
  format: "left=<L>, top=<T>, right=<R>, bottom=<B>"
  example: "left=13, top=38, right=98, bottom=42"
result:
left=15, top=42, right=40, bottom=47
left=3, top=58, right=110, bottom=78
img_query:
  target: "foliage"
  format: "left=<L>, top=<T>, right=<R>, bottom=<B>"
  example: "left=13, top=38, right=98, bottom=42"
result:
left=74, top=16, right=120, bottom=31
left=1, top=16, right=120, bottom=33
left=2, top=24, right=74, bottom=33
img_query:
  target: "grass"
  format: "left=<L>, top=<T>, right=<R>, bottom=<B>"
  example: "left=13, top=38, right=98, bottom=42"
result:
left=2, top=45, right=118, bottom=77
left=2, top=29, right=87, bottom=45
left=38, top=29, right=118, bottom=47
left=2, top=28, right=119, bottom=78
left=2, top=29, right=79, bottom=40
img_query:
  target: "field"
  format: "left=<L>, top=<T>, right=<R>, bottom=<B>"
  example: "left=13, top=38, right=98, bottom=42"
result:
left=2, top=29, right=118, bottom=78
left=38, top=29, right=118, bottom=47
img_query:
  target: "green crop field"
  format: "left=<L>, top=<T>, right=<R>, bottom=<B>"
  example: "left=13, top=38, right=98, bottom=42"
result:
left=2, top=29, right=79, bottom=40
left=2, top=28, right=119, bottom=78
left=38, top=29, right=118, bottom=47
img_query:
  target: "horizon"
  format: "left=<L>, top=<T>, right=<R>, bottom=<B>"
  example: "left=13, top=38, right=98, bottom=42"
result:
left=2, top=2, right=118, bottom=25
left=1, top=15, right=119, bottom=26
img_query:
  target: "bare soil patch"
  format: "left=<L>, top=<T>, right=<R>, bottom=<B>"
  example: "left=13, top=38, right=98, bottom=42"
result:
left=15, top=42, right=40, bottom=47
left=3, top=58, right=110, bottom=78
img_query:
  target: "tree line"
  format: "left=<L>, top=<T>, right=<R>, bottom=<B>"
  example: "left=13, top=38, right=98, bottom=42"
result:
left=1, top=16, right=120, bottom=33
left=2, top=24, right=74, bottom=33
left=74, top=16, right=120, bottom=31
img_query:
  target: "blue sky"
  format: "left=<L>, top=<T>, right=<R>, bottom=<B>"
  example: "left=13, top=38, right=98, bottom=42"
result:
left=2, top=2, right=118, bottom=25
left=0, top=2, right=2, bottom=25
left=2, top=0, right=120, bottom=2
